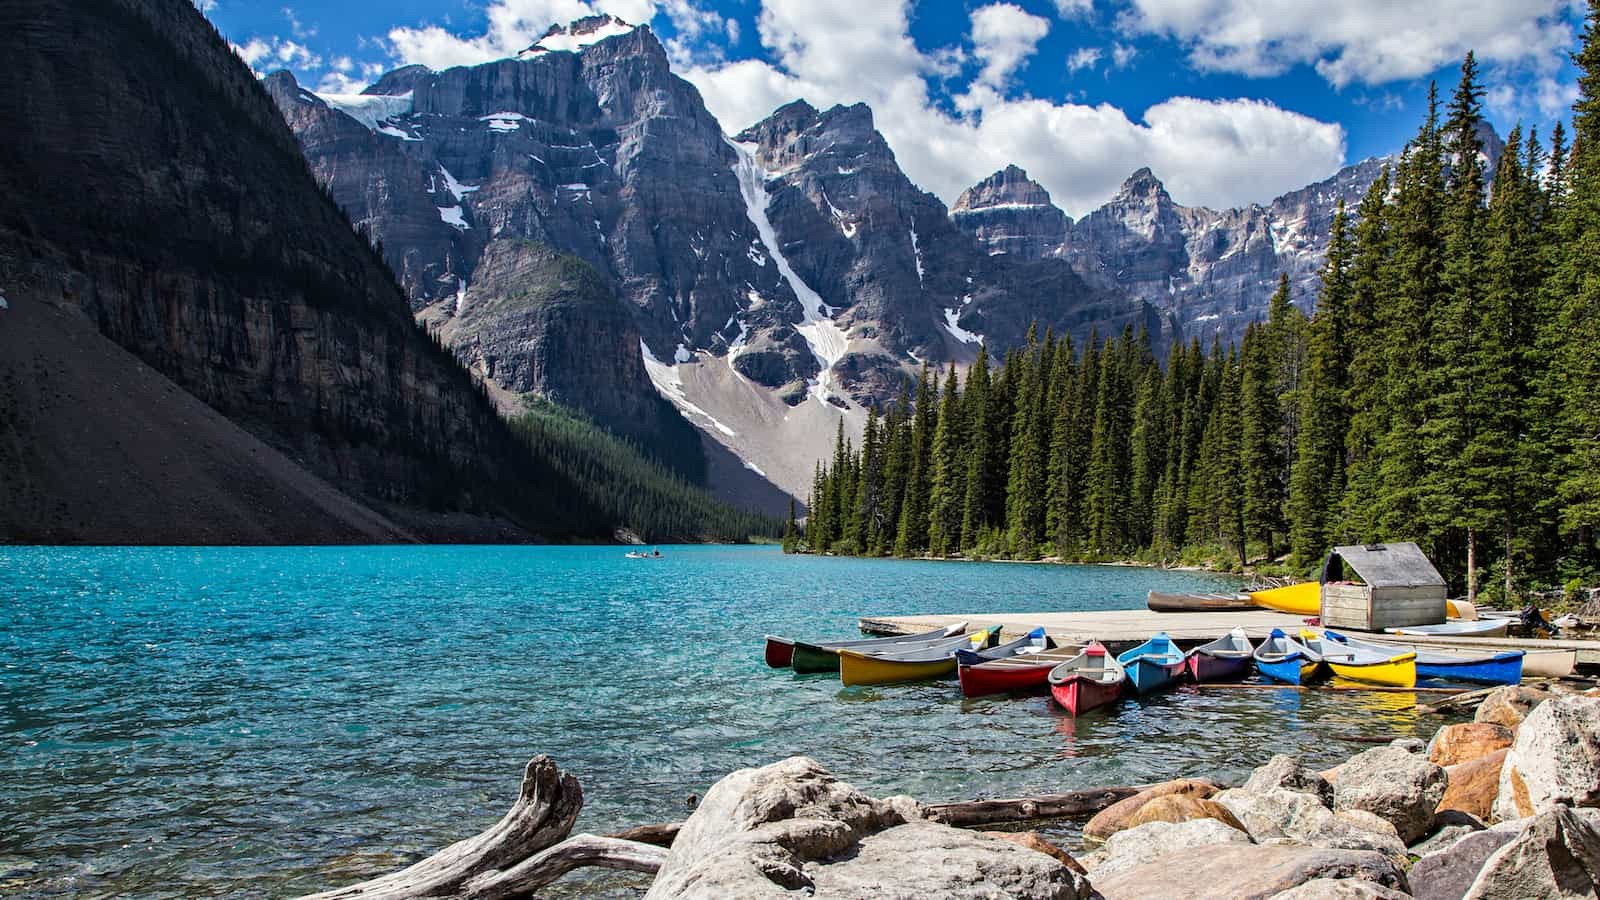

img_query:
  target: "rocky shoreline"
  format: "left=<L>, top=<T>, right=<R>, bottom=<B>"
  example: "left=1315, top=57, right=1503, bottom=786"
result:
left=308, top=682, right=1600, bottom=898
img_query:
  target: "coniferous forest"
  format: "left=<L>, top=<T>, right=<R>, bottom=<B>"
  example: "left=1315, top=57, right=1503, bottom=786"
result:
left=793, top=41, right=1600, bottom=603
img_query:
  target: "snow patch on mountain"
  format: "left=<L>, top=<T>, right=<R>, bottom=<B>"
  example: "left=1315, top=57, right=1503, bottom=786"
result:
left=520, top=16, right=636, bottom=56
left=942, top=308, right=982, bottom=345
left=640, top=339, right=737, bottom=437
left=727, top=138, right=850, bottom=406
left=438, top=206, right=468, bottom=229
left=316, top=91, right=413, bottom=132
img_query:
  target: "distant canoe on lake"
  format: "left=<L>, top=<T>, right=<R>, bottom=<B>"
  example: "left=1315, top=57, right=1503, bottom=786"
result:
left=1147, top=591, right=1255, bottom=613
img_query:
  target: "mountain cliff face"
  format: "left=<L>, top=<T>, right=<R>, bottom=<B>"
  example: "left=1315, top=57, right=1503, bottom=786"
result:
left=0, top=0, right=601, bottom=542
left=268, top=20, right=1148, bottom=499
left=950, top=160, right=1390, bottom=345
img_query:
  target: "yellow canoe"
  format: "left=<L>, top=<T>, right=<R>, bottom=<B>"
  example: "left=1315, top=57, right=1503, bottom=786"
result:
left=838, top=650, right=959, bottom=686
left=837, top=629, right=995, bottom=686
left=1300, top=629, right=1416, bottom=687
left=1251, top=582, right=1321, bottom=616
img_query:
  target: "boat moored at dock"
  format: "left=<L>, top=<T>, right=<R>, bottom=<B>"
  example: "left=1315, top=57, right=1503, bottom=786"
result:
left=1301, top=629, right=1417, bottom=688
left=784, top=622, right=969, bottom=672
left=1254, top=629, right=1323, bottom=685
left=1186, top=627, right=1255, bottom=682
left=837, top=626, right=1002, bottom=687
left=1048, top=642, right=1127, bottom=716
left=1116, top=632, right=1186, bottom=695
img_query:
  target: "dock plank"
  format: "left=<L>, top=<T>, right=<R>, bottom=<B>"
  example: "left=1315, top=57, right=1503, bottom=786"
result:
left=858, top=609, right=1600, bottom=662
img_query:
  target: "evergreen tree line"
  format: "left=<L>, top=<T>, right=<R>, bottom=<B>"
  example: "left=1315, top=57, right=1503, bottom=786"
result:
left=512, top=400, right=782, bottom=543
left=798, top=36, right=1600, bottom=602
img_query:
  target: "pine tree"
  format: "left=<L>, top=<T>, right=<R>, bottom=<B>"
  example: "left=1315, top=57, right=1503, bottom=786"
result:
left=1375, top=85, right=1445, bottom=545
left=1551, top=0, right=1600, bottom=563
left=1241, top=286, right=1289, bottom=559
left=894, top=364, right=936, bottom=556
left=879, top=385, right=911, bottom=556
left=1005, top=328, right=1048, bottom=556
left=961, top=345, right=995, bottom=549
left=1290, top=200, right=1353, bottom=568
left=1044, top=332, right=1077, bottom=549
left=1086, top=330, right=1136, bottom=555
left=1418, top=53, right=1488, bottom=597
left=927, top=366, right=966, bottom=556
left=1342, top=167, right=1394, bottom=539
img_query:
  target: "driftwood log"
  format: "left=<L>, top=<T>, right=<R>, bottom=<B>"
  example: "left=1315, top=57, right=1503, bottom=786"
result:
left=601, top=783, right=1144, bottom=847
left=923, top=786, right=1142, bottom=827
left=301, top=756, right=664, bottom=899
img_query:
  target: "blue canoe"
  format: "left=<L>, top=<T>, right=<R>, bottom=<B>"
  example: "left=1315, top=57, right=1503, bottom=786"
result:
left=1116, top=632, right=1186, bottom=695
left=1325, top=631, right=1524, bottom=686
left=1253, top=628, right=1324, bottom=685
left=953, top=627, right=1052, bottom=667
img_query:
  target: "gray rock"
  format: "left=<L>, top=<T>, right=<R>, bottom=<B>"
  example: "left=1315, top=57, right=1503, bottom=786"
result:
left=1246, top=755, right=1336, bottom=806
left=1088, top=845, right=1410, bottom=900
left=644, top=756, right=1087, bottom=899
left=1214, top=789, right=1407, bottom=860
left=1333, top=745, right=1449, bottom=843
left=1493, top=695, right=1600, bottom=822
left=1463, top=807, right=1600, bottom=899
left=1408, top=810, right=1487, bottom=857
left=1408, top=825, right=1521, bottom=900
left=1390, top=738, right=1427, bottom=754
left=1268, top=878, right=1412, bottom=899
left=1089, top=818, right=1253, bottom=878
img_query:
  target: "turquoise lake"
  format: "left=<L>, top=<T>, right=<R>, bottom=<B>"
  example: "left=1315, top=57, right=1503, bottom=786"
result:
left=0, top=545, right=1446, bottom=896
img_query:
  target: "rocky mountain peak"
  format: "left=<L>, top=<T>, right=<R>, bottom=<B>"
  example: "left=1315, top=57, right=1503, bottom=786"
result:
left=950, top=165, right=1069, bottom=259
left=951, top=165, right=1057, bottom=213
left=522, top=14, right=640, bottom=56
left=1117, top=166, right=1173, bottom=204
left=365, top=64, right=433, bottom=96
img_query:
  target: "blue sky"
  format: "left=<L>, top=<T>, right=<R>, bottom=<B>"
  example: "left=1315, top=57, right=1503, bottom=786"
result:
left=204, top=0, right=1584, bottom=216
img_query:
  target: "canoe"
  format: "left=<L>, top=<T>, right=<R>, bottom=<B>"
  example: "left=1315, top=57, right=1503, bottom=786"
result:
left=1301, top=629, right=1416, bottom=687
left=1116, top=632, right=1187, bottom=695
left=766, top=623, right=962, bottom=669
left=1324, top=631, right=1523, bottom=686
left=1250, top=582, right=1321, bottom=616
left=782, top=622, right=969, bottom=672
left=1048, top=642, right=1127, bottom=716
left=1385, top=620, right=1510, bottom=638
left=957, top=644, right=1086, bottom=698
left=1186, top=627, right=1255, bottom=682
left=837, top=626, right=1001, bottom=687
left=1147, top=591, right=1255, bottom=612
left=1524, top=648, right=1577, bottom=678
left=1253, top=628, right=1323, bottom=685
left=952, top=627, right=1052, bottom=667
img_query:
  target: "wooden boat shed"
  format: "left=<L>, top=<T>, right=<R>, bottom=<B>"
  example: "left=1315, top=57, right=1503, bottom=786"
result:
left=1319, top=542, right=1448, bottom=631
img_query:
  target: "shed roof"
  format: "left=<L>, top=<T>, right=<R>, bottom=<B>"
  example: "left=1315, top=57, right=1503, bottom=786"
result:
left=1325, top=542, right=1446, bottom=588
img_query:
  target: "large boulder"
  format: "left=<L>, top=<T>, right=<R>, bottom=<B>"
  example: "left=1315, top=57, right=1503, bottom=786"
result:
left=980, top=832, right=1085, bottom=873
left=1407, top=824, right=1521, bottom=900
left=1462, top=807, right=1600, bottom=899
left=1333, top=745, right=1448, bottom=843
left=1267, top=878, right=1412, bottom=899
left=1213, top=789, right=1406, bottom=860
left=1088, top=818, right=1252, bottom=878
left=1473, top=686, right=1551, bottom=729
left=1246, top=755, right=1335, bottom=807
left=1408, top=810, right=1487, bottom=857
left=1439, top=749, right=1509, bottom=822
left=644, top=756, right=1087, bottom=899
left=1125, top=793, right=1248, bottom=832
left=1089, top=845, right=1409, bottom=900
left=1492, top=695, right=1600, bottom=822
left=1429, top=723, right=1515, bottom=768
left=1083, top=778, right=1219, bottom=842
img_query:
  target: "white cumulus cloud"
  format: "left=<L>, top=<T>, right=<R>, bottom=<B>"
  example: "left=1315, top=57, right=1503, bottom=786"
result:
left=1118, top=0, right=1577, bottom=88
left=387, top=0, right=658, bottom=70
left=680, top=0, right=1346, bottom=216
left=969, top=3, right=1051, bottom=91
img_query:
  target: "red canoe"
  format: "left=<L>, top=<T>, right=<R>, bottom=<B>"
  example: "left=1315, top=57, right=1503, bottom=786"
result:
left=1048, top=642, right=1127, bottom=717
left=956, top=645, right=1084, bottom=698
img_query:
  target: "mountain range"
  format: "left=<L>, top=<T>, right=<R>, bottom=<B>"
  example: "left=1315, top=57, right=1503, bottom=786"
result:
left=263, top=15, right=1462, bottom=508
left=0, top=0, right=767, bottom=543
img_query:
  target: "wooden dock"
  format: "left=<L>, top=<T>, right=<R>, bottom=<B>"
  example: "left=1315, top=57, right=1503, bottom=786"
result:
left=858, top=609, right=1600, bottom=666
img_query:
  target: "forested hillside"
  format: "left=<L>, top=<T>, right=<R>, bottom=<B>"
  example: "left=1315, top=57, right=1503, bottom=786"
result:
left=797, top=42, right=1600, bottom=603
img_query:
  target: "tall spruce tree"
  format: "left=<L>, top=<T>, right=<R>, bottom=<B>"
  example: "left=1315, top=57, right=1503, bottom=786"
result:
left=1290, top=201, right=1353, bottom=568
left=927, top=365, right=966, bottom=556
left=961, top=345, right=996, bottom=549
left=1552, top=0, right=1600, bottom=563
left=894, top=365, right=936, bottom=556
